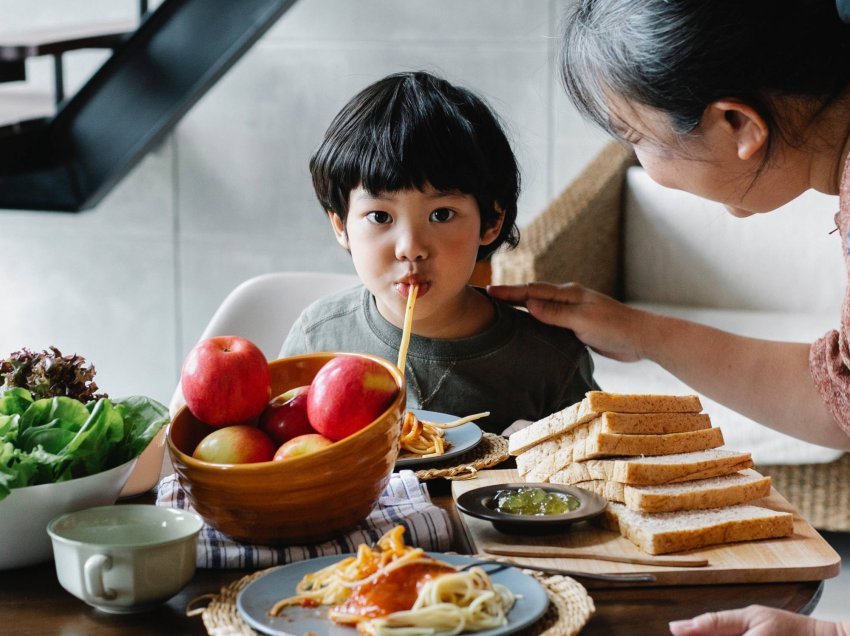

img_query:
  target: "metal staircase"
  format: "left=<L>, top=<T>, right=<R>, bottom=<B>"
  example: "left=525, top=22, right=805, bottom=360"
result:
left=0, top=0, right=297, bottom=212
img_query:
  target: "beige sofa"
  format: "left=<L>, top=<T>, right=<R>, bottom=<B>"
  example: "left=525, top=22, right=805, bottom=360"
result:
left=492, top=142, right=850, bottom=531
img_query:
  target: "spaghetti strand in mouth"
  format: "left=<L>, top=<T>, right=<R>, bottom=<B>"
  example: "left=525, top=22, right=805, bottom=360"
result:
left=396, top=283, right=418, bottom=372
left=393, top=283, right=490, bottom=459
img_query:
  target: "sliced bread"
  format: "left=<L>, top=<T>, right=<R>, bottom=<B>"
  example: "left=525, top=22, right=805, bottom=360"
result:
left=584, top=391, right=703, bottom=415
left=516, top=418, right=724, bottom=482
left=509, top=398, right=594, bottom=456
left=574, top=469, right=771, bottom=512
left=573, top=426, right=724, bottom=462
left=548, top=449, right=754, bottom=486
left=509, top=391, right=704, bottom=456
left=602, top=501, right=794, bottom=554
left=585, top=411, right=712, bottom=434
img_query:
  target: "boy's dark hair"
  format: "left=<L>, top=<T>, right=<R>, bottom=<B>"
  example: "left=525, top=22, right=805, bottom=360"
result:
left=310, top=71, right=520, bottom=260
left=561, top=0, right=850, bottom=159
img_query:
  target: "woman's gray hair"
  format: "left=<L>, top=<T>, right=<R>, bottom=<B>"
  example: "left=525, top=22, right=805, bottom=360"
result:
left=561, top=0, right=850, bottom=147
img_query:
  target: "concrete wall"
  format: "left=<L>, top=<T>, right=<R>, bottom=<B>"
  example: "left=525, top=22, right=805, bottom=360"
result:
left=0, top=0, right=607, bottom=404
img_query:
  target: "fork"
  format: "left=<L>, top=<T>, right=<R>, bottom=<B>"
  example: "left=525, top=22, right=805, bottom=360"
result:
left=460, top=559, right=656, bottom=583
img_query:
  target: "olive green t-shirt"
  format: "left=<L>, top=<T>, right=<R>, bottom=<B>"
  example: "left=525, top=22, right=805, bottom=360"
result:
left=280, top=285, right=599, bottom=435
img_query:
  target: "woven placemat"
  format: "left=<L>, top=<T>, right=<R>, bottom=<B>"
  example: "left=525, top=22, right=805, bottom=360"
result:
left=187, top=564, right=595, bottom=636
left=758, top=453, right=850, bottom=531
left=414, top=432, right=510, bottom=481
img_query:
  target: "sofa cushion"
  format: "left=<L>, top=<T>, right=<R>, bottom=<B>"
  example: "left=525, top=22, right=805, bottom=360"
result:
left=591, top=303, right=843, bottom=465
left=623, top=167, right=845, bottom=314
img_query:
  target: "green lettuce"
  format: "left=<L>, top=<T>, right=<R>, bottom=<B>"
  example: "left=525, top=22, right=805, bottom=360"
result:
left=0, top=387, right=169, bottom=501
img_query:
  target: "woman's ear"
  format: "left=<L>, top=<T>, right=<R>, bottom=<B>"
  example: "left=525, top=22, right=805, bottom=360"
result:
left=480, top=205, right=505, bottom=246
left=705, top=100, right=769, bottom=161
left=327, top=211, right=349, bottom=250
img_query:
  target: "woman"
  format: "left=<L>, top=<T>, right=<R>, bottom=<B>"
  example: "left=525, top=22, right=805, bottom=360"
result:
left=488, top=1, right=850, bottom=633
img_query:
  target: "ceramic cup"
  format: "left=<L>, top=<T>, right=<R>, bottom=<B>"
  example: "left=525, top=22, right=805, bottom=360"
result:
left=47, top=504, right=203, bottom=613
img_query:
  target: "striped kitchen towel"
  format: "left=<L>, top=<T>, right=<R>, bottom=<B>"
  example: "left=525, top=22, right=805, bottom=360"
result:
left=155, top=470, right=453, bottom=569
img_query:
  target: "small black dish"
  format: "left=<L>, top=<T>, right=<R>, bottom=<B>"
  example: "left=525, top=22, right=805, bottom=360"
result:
left=455, top=482, right=608, bottom=535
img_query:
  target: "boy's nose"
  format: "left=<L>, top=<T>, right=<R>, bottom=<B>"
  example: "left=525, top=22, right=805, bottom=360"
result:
left=394, top=229, right=429, bottom=262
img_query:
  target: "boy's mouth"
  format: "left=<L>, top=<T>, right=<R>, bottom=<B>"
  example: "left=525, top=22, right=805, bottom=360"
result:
left=394, top=279, right=429, bottom=298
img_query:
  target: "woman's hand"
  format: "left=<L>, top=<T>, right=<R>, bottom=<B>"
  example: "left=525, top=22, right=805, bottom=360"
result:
left=487, top=282, right=652, bottom=362
left=669, top=605, right=849, bottom=636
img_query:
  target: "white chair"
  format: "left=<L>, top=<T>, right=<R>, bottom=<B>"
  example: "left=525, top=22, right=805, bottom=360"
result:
left=169, top=271, right=359, bottom=416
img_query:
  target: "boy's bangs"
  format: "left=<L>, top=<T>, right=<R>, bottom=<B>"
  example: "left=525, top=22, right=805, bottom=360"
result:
left=356, top=124, right=487, bottom=197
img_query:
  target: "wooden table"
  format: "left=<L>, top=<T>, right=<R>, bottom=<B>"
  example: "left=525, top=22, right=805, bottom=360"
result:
left=1, top=477, right=823, bottom=636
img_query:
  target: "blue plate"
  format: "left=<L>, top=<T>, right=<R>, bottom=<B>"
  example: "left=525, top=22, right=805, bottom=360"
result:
left=396, top=409, right=484, bottom=468
left=236, top=552, right=549, bottom=636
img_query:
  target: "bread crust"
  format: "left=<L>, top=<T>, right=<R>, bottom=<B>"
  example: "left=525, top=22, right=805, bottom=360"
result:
left=548, top=450, right=754, bottom=485
left=509, top=392, right=704, bottom=455
left=574, top=469, right=771, bottom=512
left=602, top=502, right=794, bottom=555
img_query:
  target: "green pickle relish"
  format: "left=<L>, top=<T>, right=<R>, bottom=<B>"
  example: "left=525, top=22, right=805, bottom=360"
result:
left=492, top=487, right=580, bottom=516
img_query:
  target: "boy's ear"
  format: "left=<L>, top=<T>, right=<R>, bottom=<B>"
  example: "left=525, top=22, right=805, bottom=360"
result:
left=328, top=211, right=349, bottom=249
left=704, top=100, right=769, bottom=161
left=480, top=204, right=505, bottom=246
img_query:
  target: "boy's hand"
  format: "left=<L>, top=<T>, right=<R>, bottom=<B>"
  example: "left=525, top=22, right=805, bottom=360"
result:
left=501, top=419, right=531, bottom=437
left=487, top=282, right=651, bottom=362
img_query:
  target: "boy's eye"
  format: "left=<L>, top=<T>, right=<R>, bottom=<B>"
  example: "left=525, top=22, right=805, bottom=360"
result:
left=366, top=211, right=392, bottom=225
left=429, top=208, right=455, bottom=223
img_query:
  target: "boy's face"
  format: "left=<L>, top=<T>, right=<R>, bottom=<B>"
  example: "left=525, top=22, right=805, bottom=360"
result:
left=330, top=183, right=502, bottom=331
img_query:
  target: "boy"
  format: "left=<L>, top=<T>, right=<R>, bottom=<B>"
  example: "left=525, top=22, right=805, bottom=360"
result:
left=281, top=71, right=598, bottom=435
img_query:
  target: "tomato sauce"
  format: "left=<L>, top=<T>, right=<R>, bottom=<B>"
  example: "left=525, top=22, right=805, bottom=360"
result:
left=332, top=561, right=456, bottom=619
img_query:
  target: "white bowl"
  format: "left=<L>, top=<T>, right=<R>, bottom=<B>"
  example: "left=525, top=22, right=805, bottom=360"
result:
left=119, top=428, right=166, bottom=498
left=0, top=458, right=137, bottom=570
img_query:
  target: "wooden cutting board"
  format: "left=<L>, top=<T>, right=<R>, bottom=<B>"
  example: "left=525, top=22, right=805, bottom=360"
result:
left=452, top=469, right=841, bottom=586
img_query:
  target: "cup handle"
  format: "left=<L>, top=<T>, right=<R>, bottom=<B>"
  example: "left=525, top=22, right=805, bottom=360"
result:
left=83, top=554, right=117, bottom=601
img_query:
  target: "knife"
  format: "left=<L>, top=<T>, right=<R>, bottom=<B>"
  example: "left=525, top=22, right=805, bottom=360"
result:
left=484, top=544, right=709, bottom=567
left=462, top=558, right=656, bottom=583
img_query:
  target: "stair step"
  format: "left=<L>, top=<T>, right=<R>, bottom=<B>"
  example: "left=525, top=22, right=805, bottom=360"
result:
left=0, top=19, right=138, bottom=61
left=0, top=85, right=53, bottom=127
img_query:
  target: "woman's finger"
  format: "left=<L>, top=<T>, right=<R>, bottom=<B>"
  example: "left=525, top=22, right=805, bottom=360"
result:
left=486, top=284, right=531, bottom=305
left=526, top=297, right=582, bottom=329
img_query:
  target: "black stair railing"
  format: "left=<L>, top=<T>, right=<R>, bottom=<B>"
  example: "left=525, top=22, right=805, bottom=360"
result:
left=0, top=0, right=298, bottom=212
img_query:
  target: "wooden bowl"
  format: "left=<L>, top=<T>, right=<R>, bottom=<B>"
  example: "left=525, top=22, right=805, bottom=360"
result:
left=166, top=352, right=404, bottom=545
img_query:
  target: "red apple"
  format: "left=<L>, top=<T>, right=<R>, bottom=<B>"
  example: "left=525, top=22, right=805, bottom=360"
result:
left=273, top=433, right=334, bottom=461
left=181, top=335, right=271, bottom=427
left=307, top=356, right=398, bottom=441
left=192, top=425, right=276, bottom=464
left=259, top=385, right=316, bottom=445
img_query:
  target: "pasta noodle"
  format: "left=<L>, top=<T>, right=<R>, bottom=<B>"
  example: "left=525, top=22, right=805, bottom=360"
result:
left=396, top=284, right=419, bottom=372
left=400, top=411, right=446, bottom=457
left=391, top=282, right=492, bottom=459
left=354, top=566, right=516, bottom=636
left=268, top=526, right=515, bottom=636
left=268, top=525, right=418, bottom=615
left=399, top=411, right=491, bottom=458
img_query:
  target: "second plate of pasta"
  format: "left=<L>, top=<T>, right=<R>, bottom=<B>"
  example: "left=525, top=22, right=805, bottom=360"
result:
left=396, top=409, right=484, bottom=468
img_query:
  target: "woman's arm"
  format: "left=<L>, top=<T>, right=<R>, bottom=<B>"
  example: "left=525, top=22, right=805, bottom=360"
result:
left=488, top=282, right=850, bottom=450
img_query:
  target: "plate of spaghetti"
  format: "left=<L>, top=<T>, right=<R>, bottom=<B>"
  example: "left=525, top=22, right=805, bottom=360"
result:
left=396, top=409, right=485, bottom=468
left=236, top=525, right=548, bottom=636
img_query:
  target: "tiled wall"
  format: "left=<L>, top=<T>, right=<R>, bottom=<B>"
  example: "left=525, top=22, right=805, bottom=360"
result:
left=0, top=0, right=607, bottom=404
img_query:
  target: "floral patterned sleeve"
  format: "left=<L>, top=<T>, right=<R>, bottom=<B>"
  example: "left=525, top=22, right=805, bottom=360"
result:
left=809, top=156, right=850, bottom=437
